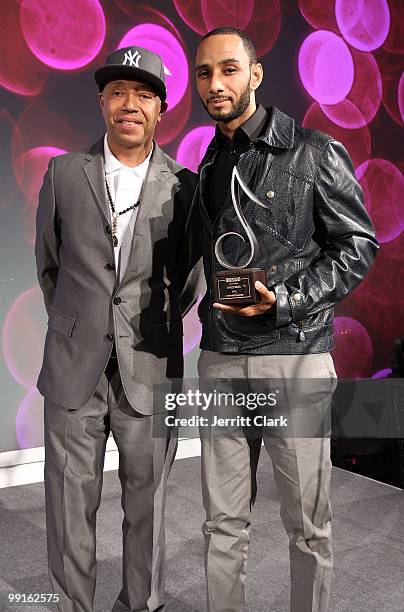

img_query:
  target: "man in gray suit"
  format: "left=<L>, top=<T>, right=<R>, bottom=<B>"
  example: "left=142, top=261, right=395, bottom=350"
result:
left=35, top=46, right=200, bottom=612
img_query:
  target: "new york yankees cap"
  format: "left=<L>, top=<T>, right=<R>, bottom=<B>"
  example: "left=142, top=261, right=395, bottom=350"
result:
left=94, top=46, right=167, bottom=101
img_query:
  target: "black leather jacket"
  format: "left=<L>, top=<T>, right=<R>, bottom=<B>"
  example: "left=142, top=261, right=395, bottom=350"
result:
left=195, top=106, right=379, bottom=354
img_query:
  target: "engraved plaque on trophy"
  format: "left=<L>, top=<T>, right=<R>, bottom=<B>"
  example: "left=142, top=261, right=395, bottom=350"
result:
left=213, top=167, right=269, bottom=306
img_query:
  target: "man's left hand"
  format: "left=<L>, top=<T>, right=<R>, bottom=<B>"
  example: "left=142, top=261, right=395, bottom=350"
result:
left=213, top=281, right=276, bottom=317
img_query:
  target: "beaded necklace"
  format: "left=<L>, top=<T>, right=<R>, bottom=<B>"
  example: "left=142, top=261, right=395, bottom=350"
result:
left=105, top=177, right=140, bottom=247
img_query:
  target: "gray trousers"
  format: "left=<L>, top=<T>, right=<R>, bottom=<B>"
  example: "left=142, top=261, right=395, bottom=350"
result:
left=44, top=358, right=176, bottom=612
left=198, top=351, right=337, bottom=612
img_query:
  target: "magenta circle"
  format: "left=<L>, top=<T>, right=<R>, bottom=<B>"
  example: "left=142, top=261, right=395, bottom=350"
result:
left=302, top=103, right=371, bottom=169
left=201, top=0, right=255, bottom=31
left=398, top=72, right=404, bottom=123
left=0, top=1, right=47, bottom=96
left=173, top=0, right=206, bottom=35
left=356, top=159, right=404, bottom=243
left=15, top=146, right=66, bottom=205
left=118, top=24, right=188, bottom=111
left=298, top=0, right=338, bottom=32
left=155, top=88, right=192, bottom=146
left=183, top=296, right=202, bottom=355
left=3, top=287, right=47, bottom=389
left=243, top=0, right=281, bottom=58
left=14, top=146, right=66, bottom=246
left=355, top=238, right=404, bottom=307
left=383, top=0, right=404, bottom=54
left=20, top=0, right=106, bottom=70
left=379, top=50, right=404, bottom=127
left=298, top=31, right=354, bottom=105
left=16, top=387, right=44, bottom=448
left=335, top=0, right=390, bottom=52
left=333, top=316, right=373, bottom=379
left=320, top=51, right=382, bottom=128
left=176, top=126, right=216, bottom=173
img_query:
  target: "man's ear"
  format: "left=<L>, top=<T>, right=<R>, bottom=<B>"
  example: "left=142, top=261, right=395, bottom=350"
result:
left=98, top=92, right=104, bottom=111
left=250, top=63, right=263, bottom=91
left=158, top=100, right=168, bottom=121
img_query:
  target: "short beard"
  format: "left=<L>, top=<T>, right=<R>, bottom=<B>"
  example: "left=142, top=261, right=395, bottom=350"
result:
left=203, top=79, right=251, bottom=123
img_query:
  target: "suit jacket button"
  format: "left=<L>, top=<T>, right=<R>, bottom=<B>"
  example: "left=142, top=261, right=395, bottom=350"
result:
left=266, top=190, right=275, bottom=198
left=113, top=297, right=122, bottom=305
left=105, top=225, right=112, bottom=235
left=105, top=262, right=114, bottom=270
left=105, top=333, right=114, bottom=341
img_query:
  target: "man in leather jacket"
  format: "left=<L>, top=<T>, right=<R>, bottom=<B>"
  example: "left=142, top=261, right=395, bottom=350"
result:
left=193, top=27, right=378, bottom=612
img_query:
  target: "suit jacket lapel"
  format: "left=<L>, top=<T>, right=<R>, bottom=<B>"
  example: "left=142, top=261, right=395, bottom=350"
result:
left=134, top=143, right=171, bottom=228
left=83, top=138, right=110, bottom=225
left=119, top=143, right=173, bottom=286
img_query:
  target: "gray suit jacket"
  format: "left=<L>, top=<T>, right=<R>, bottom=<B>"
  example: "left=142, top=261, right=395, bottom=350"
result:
left=35, top=138, right=201, bottom=413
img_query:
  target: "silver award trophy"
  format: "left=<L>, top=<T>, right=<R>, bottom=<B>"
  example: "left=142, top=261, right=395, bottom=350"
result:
left=213, top=167, right=268, bottom=305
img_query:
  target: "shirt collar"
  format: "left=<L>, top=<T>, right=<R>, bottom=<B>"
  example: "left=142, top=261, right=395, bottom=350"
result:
left=215, top=104, right=268, bottom=149
left=103, top=134, right=153, bottom=178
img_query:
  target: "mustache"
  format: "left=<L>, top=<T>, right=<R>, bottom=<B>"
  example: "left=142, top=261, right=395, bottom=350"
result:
left=207, top=95, right=232, bottom=102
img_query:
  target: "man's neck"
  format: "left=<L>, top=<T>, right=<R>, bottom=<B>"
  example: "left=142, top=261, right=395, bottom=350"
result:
left=217, top=102, right=257, bottom=141
left=106, top=137, right=152, bottom=168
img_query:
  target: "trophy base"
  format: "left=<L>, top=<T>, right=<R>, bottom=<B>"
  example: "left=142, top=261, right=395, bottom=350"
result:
left=213, top=268, right=268, bottom=305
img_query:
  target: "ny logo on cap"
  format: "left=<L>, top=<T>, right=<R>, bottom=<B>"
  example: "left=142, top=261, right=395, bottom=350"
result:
left=122, top=49, right=141, bottom=68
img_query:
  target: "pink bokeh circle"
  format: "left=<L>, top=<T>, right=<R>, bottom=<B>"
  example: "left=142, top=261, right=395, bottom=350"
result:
left=155, top=88, right=192, bottom=146
left=0, top=0, right=47, bottom=96
left=332, top=316, right=373, bottom=379
left=298, top=0, right=338, bottom=32
left=173, top=0, right=281, bottom=58
left=237, top=0, right=282, bottom=58
left=11, top=101, right=87, bottom=164
left=335, top=0, right=390, bottom=52
left=3, top=287, right=47, bottom=390
left=14, top=146, right=67, bottom=246
left=183, top=296, right=202, bottom=355
left=114, top=1, right=183, bottom=39
left=302, top=103, right=371, bottom=169
left=320, top=50, right=382, bottom=129
left=201, top=0, right=255, bottom=31
left=20, top=0, right=106, bottom=70
left=15, top=146, right=67, bottom=205
left=298, top=31, right=354, bottom=105
left=356, top=241, right=404, bottom=307
left=118, top=24, right=188, bottom=111
left=0, top=110, right=19, bottom=210
left=378, top=49, right=404, bottom=127
left=339, top=272, right=404, bottom=372
left=16, top=387, right=44, bottom=448
left=398, top=71, right=404, bottom=124
left=176, top=126, right=216, bottom=173
left=382, top=0, right=404, bottom=54
left=356, top=159, right=404, bottom=243
left=173, top=0, right=206, bottom=35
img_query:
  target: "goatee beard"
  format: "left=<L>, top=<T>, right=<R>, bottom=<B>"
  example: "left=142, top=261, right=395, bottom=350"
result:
left=204, top=81, right=251, bottom=123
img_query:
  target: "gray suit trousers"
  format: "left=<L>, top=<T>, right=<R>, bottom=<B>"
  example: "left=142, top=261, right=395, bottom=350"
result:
left=198, top=351, right=337, bottom=612
left=44, top=358, right=176, bottom=612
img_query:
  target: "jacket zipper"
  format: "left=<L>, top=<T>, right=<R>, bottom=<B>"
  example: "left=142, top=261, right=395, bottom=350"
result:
left=296, top=258, right=305, bottom=342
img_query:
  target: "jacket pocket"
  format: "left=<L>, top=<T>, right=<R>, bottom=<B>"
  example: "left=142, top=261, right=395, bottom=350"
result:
left=48, top=307, right=76, bottom=337
left=253, top=166, right=313, bottom=253
left=153, top=320, right=183, bottom=344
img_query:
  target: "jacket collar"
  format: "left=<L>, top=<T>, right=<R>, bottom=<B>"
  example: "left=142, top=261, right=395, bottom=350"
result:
left=257, top=106, right=295, bottom=149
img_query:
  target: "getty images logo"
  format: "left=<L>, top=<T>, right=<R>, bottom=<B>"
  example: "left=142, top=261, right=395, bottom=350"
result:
left=122, top=49, right=141, bottom=68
